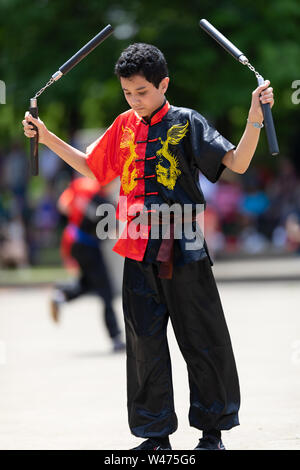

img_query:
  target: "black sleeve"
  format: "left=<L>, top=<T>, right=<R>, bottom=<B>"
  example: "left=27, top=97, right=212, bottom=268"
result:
left=189, top=110, right=236, bottom=183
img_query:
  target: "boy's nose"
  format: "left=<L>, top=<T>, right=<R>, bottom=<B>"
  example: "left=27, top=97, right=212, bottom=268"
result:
left=131, top=96, right=141, bottom=105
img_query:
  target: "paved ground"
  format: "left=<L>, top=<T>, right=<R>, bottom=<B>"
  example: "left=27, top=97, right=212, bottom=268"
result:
left=1, top=264, right=300, bottom=450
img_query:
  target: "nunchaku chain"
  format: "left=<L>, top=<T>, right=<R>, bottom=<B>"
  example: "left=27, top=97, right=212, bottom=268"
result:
left=243, top=59, right=263, bottom=81
left=32, top=76, right=56, bottom=99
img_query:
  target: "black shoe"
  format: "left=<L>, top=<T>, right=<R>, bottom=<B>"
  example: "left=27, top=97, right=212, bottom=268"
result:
left=131, top=438, right=172, bottom=450
left=194, top=435, right=225, bottom=450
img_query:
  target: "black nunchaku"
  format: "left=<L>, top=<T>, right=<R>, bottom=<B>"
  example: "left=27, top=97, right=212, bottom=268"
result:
left=199, top=19, right=279, bottom=156
left=28, top=24, right=114, bottom=176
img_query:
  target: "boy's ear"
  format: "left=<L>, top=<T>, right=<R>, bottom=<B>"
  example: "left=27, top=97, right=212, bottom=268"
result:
left=160, top=77, right=169, bottom=93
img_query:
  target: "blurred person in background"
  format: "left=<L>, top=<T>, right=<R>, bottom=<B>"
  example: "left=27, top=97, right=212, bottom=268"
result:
left=285, top=213, right=300, bottom=253
left=50, top=176, right=125, bottom=353
left=3, top=140, right=28, bottom=217
left=210, top=172, right=243, bottom=254
left=266, top=158, right=300, bottom=251
left=33, top=183, right=60, bottom=249
left=0, top=213, right=28, bottom=268
left=238, top=168, right=270, bottom=254
left=0, top=141, right=29, bottom=267
left=198, top=174, right=225, bottom=258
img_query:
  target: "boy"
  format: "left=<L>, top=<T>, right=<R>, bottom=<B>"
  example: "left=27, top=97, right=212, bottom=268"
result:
left=23, top=43, right=274, bottom=450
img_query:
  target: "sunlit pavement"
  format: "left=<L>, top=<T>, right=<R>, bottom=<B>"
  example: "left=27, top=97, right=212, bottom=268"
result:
left=1, top=262, right=300, bottom=450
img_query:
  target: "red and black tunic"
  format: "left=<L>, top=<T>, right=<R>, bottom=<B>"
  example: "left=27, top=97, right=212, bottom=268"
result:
left=86, top=100, right=235, bottom=265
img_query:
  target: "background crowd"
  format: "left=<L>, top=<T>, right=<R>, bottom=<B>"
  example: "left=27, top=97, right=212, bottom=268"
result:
left=1, top=138, right=300, bottom=269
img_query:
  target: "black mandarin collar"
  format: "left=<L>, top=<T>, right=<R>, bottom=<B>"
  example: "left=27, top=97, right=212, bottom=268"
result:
left=139, top=100, right=170, bottom=126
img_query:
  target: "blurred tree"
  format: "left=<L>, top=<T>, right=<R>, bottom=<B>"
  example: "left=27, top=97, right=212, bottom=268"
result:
left=0, top=0, right=299, bottom=169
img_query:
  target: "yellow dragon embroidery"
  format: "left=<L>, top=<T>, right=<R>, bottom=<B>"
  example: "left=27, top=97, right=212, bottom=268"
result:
left=155, top=121, right=189, bottom=190
left=120, top=126, right=139, bottom=195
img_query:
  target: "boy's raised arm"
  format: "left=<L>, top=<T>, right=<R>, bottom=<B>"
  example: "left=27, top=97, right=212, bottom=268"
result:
left=222, top=79, right=274, bottom=174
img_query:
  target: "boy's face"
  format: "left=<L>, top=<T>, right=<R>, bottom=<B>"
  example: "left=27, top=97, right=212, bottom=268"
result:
left=120, top=74, right=169, bottom=120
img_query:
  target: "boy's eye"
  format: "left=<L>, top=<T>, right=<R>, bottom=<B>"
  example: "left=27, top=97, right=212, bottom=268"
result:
left=124, top=91, right=147, bottom=98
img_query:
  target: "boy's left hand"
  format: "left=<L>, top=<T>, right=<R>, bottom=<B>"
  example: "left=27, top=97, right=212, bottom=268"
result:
left=248, top=80, right=274, bottom=123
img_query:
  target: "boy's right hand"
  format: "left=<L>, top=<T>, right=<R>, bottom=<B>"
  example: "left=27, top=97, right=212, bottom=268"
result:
left=22, top=112, right=48, bottom=145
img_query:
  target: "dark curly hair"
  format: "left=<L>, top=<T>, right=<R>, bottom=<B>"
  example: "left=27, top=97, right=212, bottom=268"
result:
left=114, top=43, right=168, bottom=88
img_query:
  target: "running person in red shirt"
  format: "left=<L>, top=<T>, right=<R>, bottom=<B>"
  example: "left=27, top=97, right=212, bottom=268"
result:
left=51, top=176, right=125, bottom=353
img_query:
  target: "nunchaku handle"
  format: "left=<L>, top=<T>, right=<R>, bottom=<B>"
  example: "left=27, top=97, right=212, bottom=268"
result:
left=199, top=19, right=248, bottom=64
left=29, top=98, right=39, bottom=176
left=27, top=24, right=114, bottom=177
left=199, top=19, right=279, bottom=156
left=58, top=24, right=114, bottom=76
left=257, top=76, right=279, bottom=156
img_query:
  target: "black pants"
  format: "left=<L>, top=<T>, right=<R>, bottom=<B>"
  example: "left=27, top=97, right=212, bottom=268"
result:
left=122, top=256, right=240, bottom=438
left=58, top=242, right=121, bottom=339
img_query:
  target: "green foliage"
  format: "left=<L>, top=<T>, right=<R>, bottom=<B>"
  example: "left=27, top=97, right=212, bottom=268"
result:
left=1, top=0, right=300, bottom=164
